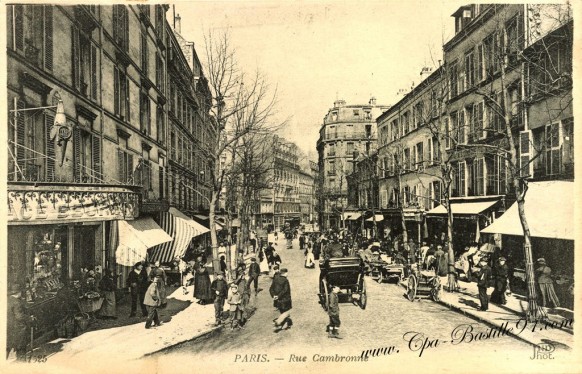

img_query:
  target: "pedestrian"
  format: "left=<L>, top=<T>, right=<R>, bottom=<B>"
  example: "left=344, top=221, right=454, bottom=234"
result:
left=127, top=262, right=148, bottom=317
left=270, top=265, right=282, bottom=308
left=219, top=255, right=227, bottom=275
left=535, top=258, right=560, bottom=308
left=477, top=257, right=492, bottom=311
left=249, top=231, right=257, bottom=253
left=419, top=241, right=429, bottom=269
left=304, top=247, right=315, bottom=268
left=327, top=285, right=342, bottom=339
left=434, top=245, right=448, bottom=276
left=271, top=250, right=282, bottom=267
left=248, top=257, right=261, bottom=295
left=238, top=272, right=251, bottom=324
left=151, top=261, right=167, bottom=307
left=143, top=272, right=162, bottom=329
left=299, top=234, right=305, bottom=250
left=227, top=282, right=243, bottom=329
left=211, top=271, right=229, bottom=326
left=272, top=268, right=293, bottom=332
left=7, top=290, right=33, bottom=361
left=98, top=269, right=117, bottom=319
left=490, top=257, right=509, bottom=305
left=194, top=256, right=212, bottom=305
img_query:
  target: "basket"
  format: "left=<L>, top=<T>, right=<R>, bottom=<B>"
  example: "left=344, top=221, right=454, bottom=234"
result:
left=78, top=297, right=104, bottom=313
left=74, top=312, right=91, bottom=331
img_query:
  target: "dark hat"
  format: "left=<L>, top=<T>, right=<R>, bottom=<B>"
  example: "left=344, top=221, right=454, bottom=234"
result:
left=134, top=262, right=143, bottom=268
left=280, top=268, right=288, bottom=274
left=273, top=265, right=280, bottom=271
left=499, top=257, right=506, bottom=262
left=154, top=268, right=164, bottom=276
left=216, top=271, right=224, bottom=276
left=251, top=257, right=257, bottom=262
left=536, top=258, right=546, bottom=263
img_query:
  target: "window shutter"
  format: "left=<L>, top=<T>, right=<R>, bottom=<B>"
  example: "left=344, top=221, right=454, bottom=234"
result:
left=118, top=149, right=125, bottom=182
left=127, top=154, right=134, bottom=184
left=72, top=27, right=80, bottom=91
left=92, top=134, right=101, bottom=182
left=125, top=75, right=131, bottom=121
left=91, top=45, right=97, bottom=99
left=519, top=130, right=532, bottom=177
left=15, top=99, right=26, bottom=181
left=44, top=111, right=55, bottom=181
left=13, top=5, right=24, bottom=52
left=114, top=68, right=119, bottom=115
left=73, top=128, right=82, bottom=182
left=44, top=6, right=53, bottom=71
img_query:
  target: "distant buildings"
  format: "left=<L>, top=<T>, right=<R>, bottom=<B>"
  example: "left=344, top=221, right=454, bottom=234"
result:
left=316, top=98, right=389, bottom=229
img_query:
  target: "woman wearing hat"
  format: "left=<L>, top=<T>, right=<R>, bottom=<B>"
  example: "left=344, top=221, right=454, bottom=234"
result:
left=535, top=258, right=560, bottom=308
left=490, top=257, right=509, bottom=305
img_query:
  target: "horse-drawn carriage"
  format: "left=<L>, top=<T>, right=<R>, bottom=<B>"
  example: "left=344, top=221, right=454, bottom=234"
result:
left=319, top=257, right=367, bottom=310
left=368, top=253, right=405, bottom=283
left=406, top=265, right=442, bottom=302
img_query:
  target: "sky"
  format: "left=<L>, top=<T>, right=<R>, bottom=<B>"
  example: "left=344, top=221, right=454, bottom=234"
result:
left=173, top=0, right=460, bottom=158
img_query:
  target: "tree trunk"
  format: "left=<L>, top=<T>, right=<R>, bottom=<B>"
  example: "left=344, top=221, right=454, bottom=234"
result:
left=445, top=196, right=456, bottom=292
left=210, top=190, right=219, bottom=274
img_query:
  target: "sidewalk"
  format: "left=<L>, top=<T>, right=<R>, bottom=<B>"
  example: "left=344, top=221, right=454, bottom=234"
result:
left=399, top=276, right=574, bottom=350
left=34, top=252, right=260, bottom=365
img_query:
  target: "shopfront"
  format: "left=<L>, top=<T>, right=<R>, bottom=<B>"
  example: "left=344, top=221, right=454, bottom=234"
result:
left=7, top=184, right=140, bottom=339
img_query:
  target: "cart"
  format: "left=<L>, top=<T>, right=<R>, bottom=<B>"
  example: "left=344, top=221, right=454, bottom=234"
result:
left=319, top=256, right=367, bottom=310
left=368, top=254, right=405, bottom=283
left=406, top=266, right=442, bottom=302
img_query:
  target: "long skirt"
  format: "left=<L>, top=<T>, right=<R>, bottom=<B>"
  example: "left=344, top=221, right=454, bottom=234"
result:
left=100, top=291, right=117, bottom=317
left=539, top=283, right=560, bottom=308
left=194, top=273, right=213, bottom=302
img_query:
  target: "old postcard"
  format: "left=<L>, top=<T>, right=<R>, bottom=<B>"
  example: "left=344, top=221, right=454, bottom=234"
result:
left=1, top=1, right=580, bottom=373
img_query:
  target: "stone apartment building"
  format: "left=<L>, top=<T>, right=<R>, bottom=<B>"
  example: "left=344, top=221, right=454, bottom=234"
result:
left=6, top=4, right=215, bottom=339
left=316, top=98, right=389, bottom=229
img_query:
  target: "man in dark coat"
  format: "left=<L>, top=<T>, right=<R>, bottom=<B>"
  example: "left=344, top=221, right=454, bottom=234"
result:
left=272, top=268, right=293, bottom=331
left=127, top=262, right=148, bottom=317
left=248, top=257, right=261, bottom=295
left=211, top=271, right=229, bottom=326
left=327, top=285, right=342, bottom=339
left=490, top=257, right=509, bottom=305
left=270, top=265, right=283, bottom=308
left=477, top=257, right=492, bottom=311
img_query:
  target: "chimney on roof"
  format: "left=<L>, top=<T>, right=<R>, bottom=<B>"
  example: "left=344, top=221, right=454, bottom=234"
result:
left=334, top=99, right=346, bottom=108
left=369, top=97, right=377, bottom=106
left=175, top=13, right=182, bottom=34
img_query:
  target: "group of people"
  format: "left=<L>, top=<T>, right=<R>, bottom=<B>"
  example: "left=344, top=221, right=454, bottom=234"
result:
left=127, top=261, right=168, bottom=328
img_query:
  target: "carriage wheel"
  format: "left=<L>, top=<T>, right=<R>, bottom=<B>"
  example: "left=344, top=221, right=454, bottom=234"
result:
left=377, top=270, right=383, bottom=283
left=322, top=279, right=330, bottom=311
left=431, top=277, right=442, bottom=302
left=407, top=275, right=417, bottom=302
left=360, top=280, right=367, bottom=310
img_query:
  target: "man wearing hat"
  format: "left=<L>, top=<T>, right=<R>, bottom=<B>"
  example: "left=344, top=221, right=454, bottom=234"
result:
left=476, top=257, right=492, bottom=311
left=272, top=268, right=293, bottom=332
left=491, top=257, right=509, bottom=305
left=143, top=271, right=163, bottom=329
left=248, top=257, right=261, bottom=295
left=211, top=271, right=229, bottom=326
left=270, top=265, right=283, bottom=309
left=127, top=262, right=148, bottom=317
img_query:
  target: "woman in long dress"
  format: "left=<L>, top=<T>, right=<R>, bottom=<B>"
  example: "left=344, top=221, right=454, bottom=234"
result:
left=193, top=256, right=212, bottom=305
left=99, top=269, right=117, bottom=319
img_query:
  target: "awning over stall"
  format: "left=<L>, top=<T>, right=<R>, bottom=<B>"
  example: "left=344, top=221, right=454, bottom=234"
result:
left=426, top=200, right=499, bottom=217
left=481, top=181, right=573, bottom=240
left=116, top=218, right=173, bottom=266
left=366, top=214, right=384, bottom=222
left=342, top=212, right=362, bottom=220
left=149, top=208, right=211, bottom=263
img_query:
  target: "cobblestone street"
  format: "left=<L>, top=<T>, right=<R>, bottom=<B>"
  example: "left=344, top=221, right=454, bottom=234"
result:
left=151, top=237, right=542, bottom=371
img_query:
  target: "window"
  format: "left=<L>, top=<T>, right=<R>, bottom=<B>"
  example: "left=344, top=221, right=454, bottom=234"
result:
left=156, top=53, right=164, bottom=91
left=353, top=109, right=359, bottom=117
left=486, top=92, right=504, bottom=134
left=430, top=90, right=439, bottom=117
left=474, top=158, right=485, bottom=196
left=431, top=181, right=442, bottom=208
left=456, top=161, right=466, bottom=197
left=413, top=101, right=424, bottom=128
left=403, top=148, right=411, bottom=171
left=10, top=5, right=53, bottom=70
left=114, top=66, right=130, bottom=121
left=485, top=154, right=506, bottom=195
left=545, top=123, right=561, bottom=176
left=415, top=142, right=424, bottom=168
left=155, top=5, right=165, bottom=39
left=157, top=106, right=165, bottom=144
left=465, top=50, right=475, bottom=88
left=140, top=92, right=151, bottom=134
left=444, top=117, right=451, bottom=149
left=505, top=14, right=523, bottom=68
left=483, top=32, right=500, bottom=76
left=118, top=149, right=134, bottom=183
left=141, top=31, right=148, bottom=75
left=402, top=111, right=410, bottom=134
left=346, top=142, right=354, bottom=156
left=328, top=143, right=336, bottom=156
left=113, top=5, right=129, bottom=51
left=473, top=101, right=485, bottom=140
left=72, top=27, right=98, bottom=100
left=391, top=119, right=399, bottom=141
left=328, top=160, right=335, bottom=175
left=476, top=44, right=484, bottom=82
left=449, top=60, right=458, bottom=97
left=73, top=128, right=101, bottom=183
left=450, top=111, right=465, bottom=145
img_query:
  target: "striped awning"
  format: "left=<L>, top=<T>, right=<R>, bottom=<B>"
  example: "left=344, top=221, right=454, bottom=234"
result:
left=116, top=218, right=172, bottom=267
left=149, top=208, right=210, bottom=263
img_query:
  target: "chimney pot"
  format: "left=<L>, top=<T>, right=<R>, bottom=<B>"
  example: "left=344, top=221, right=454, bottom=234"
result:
left=176, top=14, right=182, bottom=33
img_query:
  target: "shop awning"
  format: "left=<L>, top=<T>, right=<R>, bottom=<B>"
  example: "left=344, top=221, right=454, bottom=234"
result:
left=116, top=218, right=172, bottom=267
left=481, top=181, right=573, bottom=240
left=426, top=200, right=499, bottom=216
left=149, top=208, right=211, bottom=263
left=342, top=212, right=362, bottom=220
left=194, top=215, right=209, bottom=220
left=366, top=214, right=384, bottom=222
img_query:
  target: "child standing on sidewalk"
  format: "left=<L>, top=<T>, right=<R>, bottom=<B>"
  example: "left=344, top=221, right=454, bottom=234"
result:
left=327, top=285, right=342, bottom=339
left=227, top=282, right=243, bottom=330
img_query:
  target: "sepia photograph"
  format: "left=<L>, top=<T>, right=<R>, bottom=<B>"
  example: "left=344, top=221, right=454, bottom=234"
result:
left=1, top=1, right=580, bottom=373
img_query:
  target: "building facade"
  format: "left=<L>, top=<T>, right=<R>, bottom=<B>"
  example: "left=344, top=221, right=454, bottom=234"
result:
left=6, top=4, right=215, bottom=340
left=316, top=98, right=389, bottom=230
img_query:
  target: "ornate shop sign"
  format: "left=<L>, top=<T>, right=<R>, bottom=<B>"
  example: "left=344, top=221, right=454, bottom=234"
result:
left=7, top=185, right=140, bottom=224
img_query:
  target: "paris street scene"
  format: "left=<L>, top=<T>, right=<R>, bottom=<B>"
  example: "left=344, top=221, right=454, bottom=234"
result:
left=3, top=2, right=579, bottom=374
